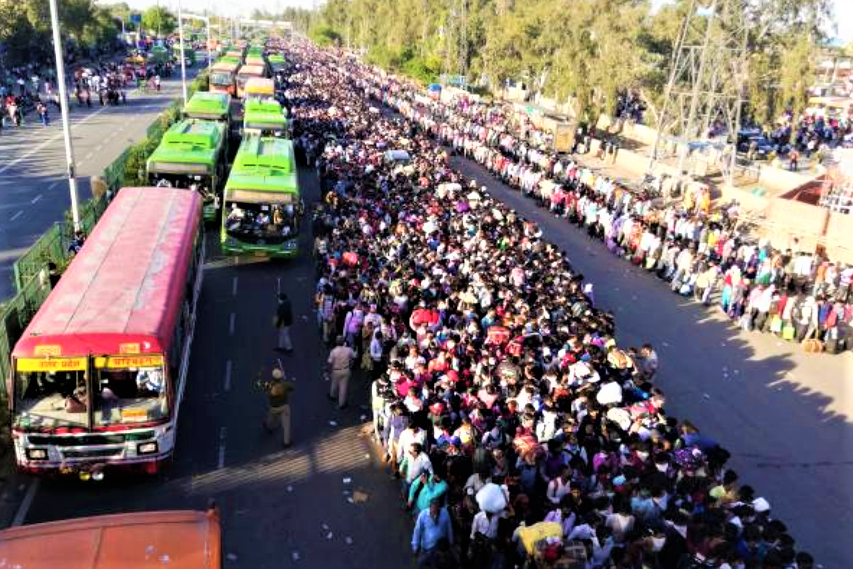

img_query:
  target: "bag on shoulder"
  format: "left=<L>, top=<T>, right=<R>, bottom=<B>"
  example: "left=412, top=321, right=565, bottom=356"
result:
left=361, top=349, right=374, bottom=371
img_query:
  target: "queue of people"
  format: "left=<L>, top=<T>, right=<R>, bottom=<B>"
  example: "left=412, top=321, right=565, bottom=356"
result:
left=359, top=72, right=853, bottom=355
left=286, top=43, right=816, bottom=569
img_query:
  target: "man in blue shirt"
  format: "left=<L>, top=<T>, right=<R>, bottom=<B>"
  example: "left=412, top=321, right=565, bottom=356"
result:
left=411, top=499, right=453, bottom=562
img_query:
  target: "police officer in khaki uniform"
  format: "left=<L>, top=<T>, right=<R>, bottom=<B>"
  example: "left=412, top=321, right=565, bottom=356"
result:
left=259, top=366, right=295, bottom=447
left=327, top=335, right=355, bottom=409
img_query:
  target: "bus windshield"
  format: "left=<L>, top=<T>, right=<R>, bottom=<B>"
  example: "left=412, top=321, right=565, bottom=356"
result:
left=150, top=172, right=216, bottom=200
left=93, top=366, right=168, bottom=427
left=14, top=369, right=88, bottom=429
left=224, top=202, right=298, bottom=243
left=210, top=72, right=232, bottom=86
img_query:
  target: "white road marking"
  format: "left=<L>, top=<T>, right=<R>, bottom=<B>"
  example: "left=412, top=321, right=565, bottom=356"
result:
left=10, top=210, right=23, bottom=221
left=232, top=276, right=238, bottom=296
left=12, top=480, right=40, bottom=527
left=84, top=152, right=93, bottom=160
left=31, top=194, right=42, bottom=204
left=218, top=427, right=227, bottom=469
left=47, top=181, right=59, bottom=190
left=229, top=312, right=236, bottom=336
left=0, top=106, right=109, bottom=175
left=224, top=359, right=232, bottom=392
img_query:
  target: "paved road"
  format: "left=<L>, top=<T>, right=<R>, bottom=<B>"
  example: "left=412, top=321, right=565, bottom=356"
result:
left=450, top=156, right=853, bottom=567
left=0, top=66, right=201, bottom=300
left=11, top=165, right=416, bottom=569
left=3, top=108, right=851, bottom=566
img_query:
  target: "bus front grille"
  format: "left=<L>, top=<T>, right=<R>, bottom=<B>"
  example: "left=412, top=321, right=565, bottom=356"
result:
left=61, top=448, right=124, bottom=460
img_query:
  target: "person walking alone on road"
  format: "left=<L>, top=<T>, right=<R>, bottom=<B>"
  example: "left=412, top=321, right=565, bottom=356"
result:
left=274, top=292, right=294, bottom=352
left=327, top=335, right=355, bottom=409
left=258, top=365, right=294, bottom=448
left=37, top=102, right=49, bottom=126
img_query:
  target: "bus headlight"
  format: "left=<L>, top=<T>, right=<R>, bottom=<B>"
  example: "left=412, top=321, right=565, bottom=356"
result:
left=26, top=448, right=48, bottom=460
left=137, top=442, right=159, bottom=455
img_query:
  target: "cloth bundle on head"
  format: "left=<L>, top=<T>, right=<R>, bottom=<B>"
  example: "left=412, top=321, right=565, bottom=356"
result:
left=476, top=482, right=507, bottom=513
left=606, top=407, right=632, bottom=431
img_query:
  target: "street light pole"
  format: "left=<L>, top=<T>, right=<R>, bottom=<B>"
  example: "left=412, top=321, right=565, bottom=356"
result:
left=48, top=0, right=80, bottom=230
left=206, top=18, right=212, bottom=72
left=177, top=0, right=188, bottom=105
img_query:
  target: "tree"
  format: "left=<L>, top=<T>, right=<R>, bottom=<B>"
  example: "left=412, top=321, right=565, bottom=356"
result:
left=778, top=35, right=816, bottom=128
left=0, top=1, right=46, bottom=66
left=302, top=0, right=833, bottom=130
left=60, top=0, right=96, bottom=43
left=142, top=6, right=176, bottom=37
left=103, top=2, right=142, bottom=32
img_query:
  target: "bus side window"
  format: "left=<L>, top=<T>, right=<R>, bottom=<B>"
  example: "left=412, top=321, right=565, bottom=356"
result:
left=184, top=237, right=201, bottom=305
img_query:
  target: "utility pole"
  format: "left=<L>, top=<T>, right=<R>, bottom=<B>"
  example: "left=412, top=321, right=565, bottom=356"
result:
left=48, top=0, right=80, bottom=230
left=647, top=0, right=749, bottom=189
left=177, top=0, right=188, bottom=105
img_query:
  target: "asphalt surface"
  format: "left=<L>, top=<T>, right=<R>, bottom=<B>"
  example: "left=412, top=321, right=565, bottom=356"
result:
left=13, top=165, right=416, bottom=569
left=450, top=156, right=853, bottom=568
left=0, top=65, right=201, bottom=300
left=3, top=91, right=852, bottom=567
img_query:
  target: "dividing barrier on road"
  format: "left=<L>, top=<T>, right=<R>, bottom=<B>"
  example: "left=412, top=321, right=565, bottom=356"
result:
left=0, top=72, right=209, bottom=433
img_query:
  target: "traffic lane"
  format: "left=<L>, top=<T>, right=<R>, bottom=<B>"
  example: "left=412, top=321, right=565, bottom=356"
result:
left=21, top=167, right=415, bottom=568
left=0, top=70, right=202, bottom=300
left=0, top=68, right=199, bottom=182
left=208, top=165, right=415, bottom=568
left=0, top=178, right=94, bottom=301
left=451, top=156, right=852, bottom=566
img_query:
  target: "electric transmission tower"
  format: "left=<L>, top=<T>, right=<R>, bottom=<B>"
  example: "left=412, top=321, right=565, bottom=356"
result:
left=444, top=0, right=468, bottom=83
left=458, top=0, right=468, bottom=81
left=647, top=0, right=749, bottom=187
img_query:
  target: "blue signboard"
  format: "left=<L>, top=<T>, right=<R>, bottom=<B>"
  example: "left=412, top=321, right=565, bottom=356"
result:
left=130, top=14, right=142, bottom=24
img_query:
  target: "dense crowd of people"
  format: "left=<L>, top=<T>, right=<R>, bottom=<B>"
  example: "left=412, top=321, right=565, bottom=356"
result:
left=354, top=73, right=853, bottom=355
left=286, top=43, right=817, bottom=569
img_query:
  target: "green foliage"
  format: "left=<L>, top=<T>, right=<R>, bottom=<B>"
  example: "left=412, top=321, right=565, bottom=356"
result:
left=141, top=6, right=176, bottom=36
left=0, top=0, right=124, bottom=67
left=304, top=0, right=832, bottom=129
left=309, top=24, right=342, bottom=46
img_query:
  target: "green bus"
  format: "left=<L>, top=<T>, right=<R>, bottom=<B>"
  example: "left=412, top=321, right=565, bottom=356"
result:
left=173, top=42, right=196, bottom=66
left=242, top=98, right=288, bottom=138
left=221, top=135, right=302, bottom=258
left=183, top=91, right=233, bottom=151
left=149, top=45, right=171, bottom=66
left=184, top=91, right=231, bottom=124
left=224, top=48, right=244, bottom=63
left=268, top=54, right=287, bottom=74
left=147, top=119, right=228, bottom=223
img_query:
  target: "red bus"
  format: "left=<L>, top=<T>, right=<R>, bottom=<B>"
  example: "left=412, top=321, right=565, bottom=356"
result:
left=8, top=187, right=204, bottom=476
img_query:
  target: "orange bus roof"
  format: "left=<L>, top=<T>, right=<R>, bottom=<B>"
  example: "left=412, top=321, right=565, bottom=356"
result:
left=0, top=509, right=221, bottom=569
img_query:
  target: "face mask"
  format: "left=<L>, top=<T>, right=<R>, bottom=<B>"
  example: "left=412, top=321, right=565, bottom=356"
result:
left=656, top=463, right=668, bottom=473
left=651, top=536, right=666, bottom=551
left=636, top=451, right=649, bottom=461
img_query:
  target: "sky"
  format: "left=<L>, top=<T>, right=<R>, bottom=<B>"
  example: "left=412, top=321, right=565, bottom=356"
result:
left=115, top=0, right=853, bottom=44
